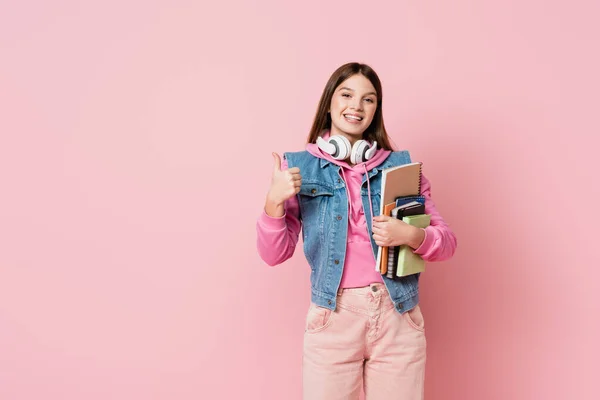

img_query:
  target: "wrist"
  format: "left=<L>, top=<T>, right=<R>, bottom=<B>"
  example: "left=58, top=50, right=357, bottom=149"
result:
left=264, top=194, right=285, bottom=218
left=408, top=226, right=426, bottom=250
left=265, top=192, right=284, bottom=208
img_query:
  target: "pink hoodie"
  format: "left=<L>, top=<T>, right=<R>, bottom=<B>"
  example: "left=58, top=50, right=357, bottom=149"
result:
left=256, top=138, right=457, bottom=288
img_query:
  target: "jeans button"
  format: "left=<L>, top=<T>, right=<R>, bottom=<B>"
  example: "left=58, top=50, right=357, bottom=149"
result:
left=371, top=286, right=378, bottom=292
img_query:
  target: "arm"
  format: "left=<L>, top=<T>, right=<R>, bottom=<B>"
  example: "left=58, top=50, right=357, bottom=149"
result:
left=412, top=173, right=458, bottom=262
left=256, top=158, right=302, bottom=266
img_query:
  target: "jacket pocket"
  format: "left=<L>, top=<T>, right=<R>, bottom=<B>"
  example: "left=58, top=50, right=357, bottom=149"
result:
left=297, top=183, right=334, bottom=244
left=299, top=182, right=334, bottom=198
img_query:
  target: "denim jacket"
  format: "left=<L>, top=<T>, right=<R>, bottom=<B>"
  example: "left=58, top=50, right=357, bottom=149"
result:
left=284, top=150, right=420, bottom=314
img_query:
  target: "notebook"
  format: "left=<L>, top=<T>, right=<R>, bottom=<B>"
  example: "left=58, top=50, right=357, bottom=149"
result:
left=379, top=201, right=397, bottom=275
left=375, top=162, right=423, bottom=272
left=379, top=162, right=422, bottom=207
left=395, top=214, right=431, bottom=278
left=395, top=195, right=426, bottom=207
left=386, top=202, right=426, bottom=279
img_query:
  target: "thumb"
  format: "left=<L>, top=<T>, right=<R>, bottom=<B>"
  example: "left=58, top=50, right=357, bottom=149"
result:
left=373, top=215, right=390, bottom=222
left=272, top=152, right=282, bottom=172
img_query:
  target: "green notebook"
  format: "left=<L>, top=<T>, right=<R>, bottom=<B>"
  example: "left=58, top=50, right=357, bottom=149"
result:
left=396, top=214, right=431, bottom=278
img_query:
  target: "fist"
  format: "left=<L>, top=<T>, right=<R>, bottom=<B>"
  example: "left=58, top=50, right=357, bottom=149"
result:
left=267, top=152, right=302, bottom=205
left=372, top=215, right=417, bottom=247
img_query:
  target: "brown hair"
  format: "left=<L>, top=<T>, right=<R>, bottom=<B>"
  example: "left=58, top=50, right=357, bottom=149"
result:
left=306, top=62, right=394, bottom=150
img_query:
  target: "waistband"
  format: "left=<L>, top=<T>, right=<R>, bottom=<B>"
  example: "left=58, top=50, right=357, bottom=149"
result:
left=337, top=282, right=387, bottom=296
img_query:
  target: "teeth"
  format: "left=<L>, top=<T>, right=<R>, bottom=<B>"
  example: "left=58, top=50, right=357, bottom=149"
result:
left=344, top=114, right=362, bottom=121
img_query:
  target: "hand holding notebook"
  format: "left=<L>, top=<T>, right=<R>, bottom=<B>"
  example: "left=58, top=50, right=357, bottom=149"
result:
left=386, top=201, right=426, bottom=279
left=375, top=162, right=423, bottom=272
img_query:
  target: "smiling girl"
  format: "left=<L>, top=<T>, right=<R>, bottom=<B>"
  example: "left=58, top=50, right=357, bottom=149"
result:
left=256, top=62, right=457, bottom=400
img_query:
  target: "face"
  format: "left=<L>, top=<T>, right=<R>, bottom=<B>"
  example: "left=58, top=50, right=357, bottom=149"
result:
left=328, top=74, right=378, bottom=143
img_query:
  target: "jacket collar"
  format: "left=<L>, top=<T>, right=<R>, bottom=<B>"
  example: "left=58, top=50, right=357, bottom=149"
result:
left=319, top=153, right=395, bottom=171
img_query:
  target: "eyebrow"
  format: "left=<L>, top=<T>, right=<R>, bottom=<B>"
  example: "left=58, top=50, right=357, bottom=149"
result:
left=338, top=87, right=377, bottom=96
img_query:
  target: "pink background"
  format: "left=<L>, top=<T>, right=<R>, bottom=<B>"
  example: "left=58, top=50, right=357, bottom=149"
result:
left=1, top=1, right=599, bottom=399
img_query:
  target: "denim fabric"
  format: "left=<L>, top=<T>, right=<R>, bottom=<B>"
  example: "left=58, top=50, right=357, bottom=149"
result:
left=303, top=283, right=426, bottom=399
left=284, top=150, right=420, bottom=314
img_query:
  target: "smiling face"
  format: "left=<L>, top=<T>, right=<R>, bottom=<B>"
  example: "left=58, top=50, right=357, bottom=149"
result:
left=328, top=73, right=378, bottom=144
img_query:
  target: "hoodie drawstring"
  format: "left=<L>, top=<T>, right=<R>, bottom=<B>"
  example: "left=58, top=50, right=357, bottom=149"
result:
left=339, top=167, right=353, bottom=216
left=363, top=163, right=375, bottom=224
left=338, top=164, right=374, bottom=226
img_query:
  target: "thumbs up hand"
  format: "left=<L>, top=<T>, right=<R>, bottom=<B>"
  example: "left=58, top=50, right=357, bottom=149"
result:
left=267, top=152, right=302, bottom=206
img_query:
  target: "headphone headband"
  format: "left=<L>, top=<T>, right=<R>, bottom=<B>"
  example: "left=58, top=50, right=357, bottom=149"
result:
left=317, top=135, right=377, bottom=163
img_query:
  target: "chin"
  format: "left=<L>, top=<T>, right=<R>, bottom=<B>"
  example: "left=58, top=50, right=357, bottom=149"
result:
left=332, top=121, right=369, bottom=137
left=345, top=126, right=368, bottom=137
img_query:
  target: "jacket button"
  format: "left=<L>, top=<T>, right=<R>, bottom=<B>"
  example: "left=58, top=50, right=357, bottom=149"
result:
left=397, top=303, right=403, bottom=310
left=334, top=259, right=339, bottom=264
left=336, top=215, right=342, bottom=220
left=311, top=188, right=317, bottom=194
left=337, top=178, right=341, bottom=183
left=328, top=300, right=332, bottom=305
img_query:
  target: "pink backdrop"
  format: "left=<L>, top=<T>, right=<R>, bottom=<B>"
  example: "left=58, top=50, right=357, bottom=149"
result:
left=1, top=1, right=599, bottom=399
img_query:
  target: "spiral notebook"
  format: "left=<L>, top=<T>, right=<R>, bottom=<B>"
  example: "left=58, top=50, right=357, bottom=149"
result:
left=375, top=162, right=423, bottom=273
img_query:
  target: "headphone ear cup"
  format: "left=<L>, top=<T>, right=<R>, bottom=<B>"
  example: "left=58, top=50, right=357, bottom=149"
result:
left=364, top=141, right=378, bottom=161
left=329, top=135, right=351, bottom=160
left=316, top=136, right=336, bottom=155
left=351, top=140, right=370, bottom=164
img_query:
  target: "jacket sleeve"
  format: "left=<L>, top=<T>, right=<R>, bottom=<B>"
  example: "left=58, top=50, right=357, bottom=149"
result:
left=413, top=172, right=458, bottom=261
left=256, top=159, right=302, bottom=266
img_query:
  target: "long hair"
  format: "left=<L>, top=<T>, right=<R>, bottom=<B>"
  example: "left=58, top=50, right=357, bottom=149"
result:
left=306, top=62, right=394, bottom=150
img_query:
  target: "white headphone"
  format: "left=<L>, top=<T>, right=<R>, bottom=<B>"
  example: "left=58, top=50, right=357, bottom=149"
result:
left=317, top=135, right=378, bottom=164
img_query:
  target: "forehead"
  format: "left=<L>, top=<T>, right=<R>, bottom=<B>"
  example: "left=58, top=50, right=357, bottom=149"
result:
left=336, top=74, right=377, bottom=94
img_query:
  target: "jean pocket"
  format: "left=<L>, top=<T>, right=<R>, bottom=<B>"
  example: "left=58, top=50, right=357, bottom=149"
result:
left=404, top=304, right=425, bottom=332
left=305, top=303, right=334, bottom=333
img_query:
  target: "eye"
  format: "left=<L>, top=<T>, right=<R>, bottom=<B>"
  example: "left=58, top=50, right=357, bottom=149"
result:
left=342, top=93, right=351, bottom=98
left=364, top=98, right=375, bottom=103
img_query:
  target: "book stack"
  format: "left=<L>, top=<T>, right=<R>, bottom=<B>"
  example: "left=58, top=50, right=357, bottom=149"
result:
left=375, top=162, right=430, bottom=279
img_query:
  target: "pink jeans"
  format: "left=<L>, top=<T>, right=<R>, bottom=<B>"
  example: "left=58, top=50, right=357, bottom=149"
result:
left=302, top=283, right=426, bottom=400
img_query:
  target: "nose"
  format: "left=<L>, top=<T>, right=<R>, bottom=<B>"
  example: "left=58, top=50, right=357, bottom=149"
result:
left=349, top=98, right=363, bottom=111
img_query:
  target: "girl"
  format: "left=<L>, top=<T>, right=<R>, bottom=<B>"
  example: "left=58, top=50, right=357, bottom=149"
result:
left=256, top=62, right=457, bottom=400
